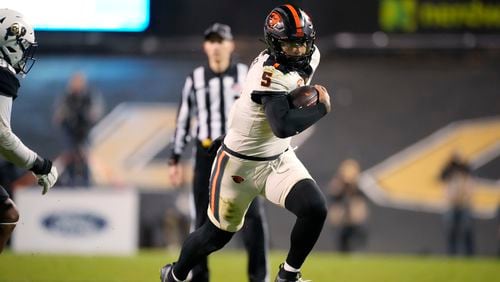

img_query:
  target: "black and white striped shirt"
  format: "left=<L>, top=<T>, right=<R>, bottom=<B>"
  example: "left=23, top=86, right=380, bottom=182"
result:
left=169, top=62, right=248, bottom=163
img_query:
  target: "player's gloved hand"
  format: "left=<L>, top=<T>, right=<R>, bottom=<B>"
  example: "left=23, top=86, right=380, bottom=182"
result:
left=314, top=84, right=332, bottom=113
left=30, top=156, right=59, bottom=195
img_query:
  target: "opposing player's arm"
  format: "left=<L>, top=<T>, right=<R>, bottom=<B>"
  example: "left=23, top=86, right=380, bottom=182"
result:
left=0, top=109, right=38, bottom=169
left=0, top=105, right=58, bottom=194
left=258, top=91, right=328, bottom=138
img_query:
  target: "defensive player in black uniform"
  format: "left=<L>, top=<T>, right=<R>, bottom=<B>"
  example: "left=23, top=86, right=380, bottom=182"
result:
left=0, top=8, right=58, bottom=253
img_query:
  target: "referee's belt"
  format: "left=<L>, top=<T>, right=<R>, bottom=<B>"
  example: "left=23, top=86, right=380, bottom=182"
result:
left=221, top=144, right=288, bottom=161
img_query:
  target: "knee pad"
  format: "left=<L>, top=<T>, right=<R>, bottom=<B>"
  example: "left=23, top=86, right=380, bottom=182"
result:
left=285, top=179, right=327, bottom=220
left=0, top=199, right=19, bottom=224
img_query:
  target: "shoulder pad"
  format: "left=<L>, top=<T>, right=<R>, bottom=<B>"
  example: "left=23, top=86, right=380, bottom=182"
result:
left=264, top=56, right=289, bottom=74
left=260, top=65, right=306, bottom=93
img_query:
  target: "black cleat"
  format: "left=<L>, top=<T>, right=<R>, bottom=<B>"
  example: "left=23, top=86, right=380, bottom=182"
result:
left=160, top=263, right=175, bottom=282
left=160, top=263, right=192, bottom=282
left=274, top=263, right=311, bottom=282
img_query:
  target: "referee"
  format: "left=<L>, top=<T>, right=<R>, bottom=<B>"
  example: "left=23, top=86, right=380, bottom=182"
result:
left=168, top=23, right=268, bottom=282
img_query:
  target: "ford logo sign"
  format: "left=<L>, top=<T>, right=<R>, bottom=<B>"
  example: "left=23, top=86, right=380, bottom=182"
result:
left=42, top=212, right=107, bottom=236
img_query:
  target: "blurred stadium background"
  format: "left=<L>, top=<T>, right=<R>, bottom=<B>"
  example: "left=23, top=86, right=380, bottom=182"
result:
left=1, top=0, right=500, bottom=281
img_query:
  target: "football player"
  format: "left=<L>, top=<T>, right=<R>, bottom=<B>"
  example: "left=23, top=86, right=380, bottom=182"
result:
left=0, top=8, right=58, bottom=253
left=160, top=4, right=331, bottom=282
left=168, top=23, right=268, bottom=282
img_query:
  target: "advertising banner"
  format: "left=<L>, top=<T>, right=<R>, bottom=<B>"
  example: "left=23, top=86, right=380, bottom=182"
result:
left=379, top=0, right=500, bottom=33
left=12, top=188, right=138, bottom=255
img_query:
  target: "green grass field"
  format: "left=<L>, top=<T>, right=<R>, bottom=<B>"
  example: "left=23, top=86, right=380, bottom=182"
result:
left=0, top=249, right=499, bottom=282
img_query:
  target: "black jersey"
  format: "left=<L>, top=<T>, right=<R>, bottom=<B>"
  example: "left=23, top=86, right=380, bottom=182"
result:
left=0, top=66, right=20, bottom=98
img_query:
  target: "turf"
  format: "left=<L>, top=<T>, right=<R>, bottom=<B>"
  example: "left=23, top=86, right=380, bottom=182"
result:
left=0, top=249, right=498, bottom=281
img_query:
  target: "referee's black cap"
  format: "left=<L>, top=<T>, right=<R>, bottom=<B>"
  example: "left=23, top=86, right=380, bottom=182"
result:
left=204, top=23, right=233, bottom=41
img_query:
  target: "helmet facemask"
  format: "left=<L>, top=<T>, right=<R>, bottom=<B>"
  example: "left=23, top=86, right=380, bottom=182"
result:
left=273, top=38, right=315, bottom=70
left=15, top=38, right=38, bottom=75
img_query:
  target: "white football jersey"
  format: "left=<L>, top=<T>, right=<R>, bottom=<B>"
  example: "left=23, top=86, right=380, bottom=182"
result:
left=224, top=46, right=320, bottom=157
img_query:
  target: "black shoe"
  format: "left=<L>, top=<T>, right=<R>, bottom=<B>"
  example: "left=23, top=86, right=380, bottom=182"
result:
left=160, top=263, right=193, bottom=282
left=274, top=263, right=311, bottom=282
left=160, top=263, right=175, bottom=282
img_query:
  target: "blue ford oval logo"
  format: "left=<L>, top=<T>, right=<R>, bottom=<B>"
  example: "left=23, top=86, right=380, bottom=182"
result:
left=42, top=212, right=107, bottom=236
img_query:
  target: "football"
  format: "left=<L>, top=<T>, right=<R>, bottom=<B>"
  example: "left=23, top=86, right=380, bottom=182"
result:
left=288, top=85, right=319, bottom=109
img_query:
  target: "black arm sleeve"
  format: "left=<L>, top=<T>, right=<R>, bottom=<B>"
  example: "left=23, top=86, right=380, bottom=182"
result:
left=261, top=93, right=327, bottom=138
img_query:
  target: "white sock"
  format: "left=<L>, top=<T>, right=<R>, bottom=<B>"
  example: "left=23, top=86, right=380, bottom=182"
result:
left=171, top=269, right=183, bottom=282
left=284, top=262, right=300, bottom=273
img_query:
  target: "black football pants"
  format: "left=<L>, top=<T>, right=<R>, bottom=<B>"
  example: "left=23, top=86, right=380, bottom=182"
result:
left=190, top=141, right=268, bottom=282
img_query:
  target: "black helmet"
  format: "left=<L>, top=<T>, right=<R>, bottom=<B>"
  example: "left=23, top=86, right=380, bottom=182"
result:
left=264, top=4, right=315, bottom=71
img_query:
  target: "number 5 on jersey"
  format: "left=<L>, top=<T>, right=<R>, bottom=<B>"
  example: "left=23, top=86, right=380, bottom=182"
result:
left=261, top=71, right=272, bottom=87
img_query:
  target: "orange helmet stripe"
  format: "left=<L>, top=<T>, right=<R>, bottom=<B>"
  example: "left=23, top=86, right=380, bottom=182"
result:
left=284, top=4, right=304, bottom=37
